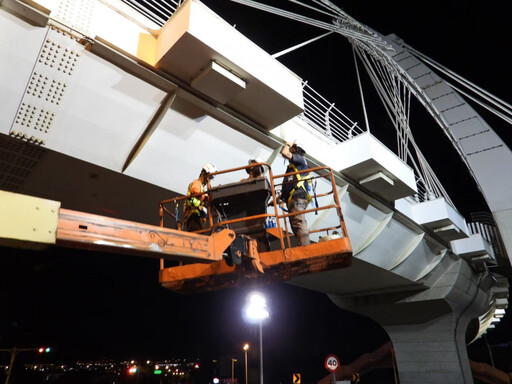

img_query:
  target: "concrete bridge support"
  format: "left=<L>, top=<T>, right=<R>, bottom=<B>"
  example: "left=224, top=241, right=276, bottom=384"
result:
left=385, top=312, right=474, bottom=383
left=329, top=259, right=495, bottom=383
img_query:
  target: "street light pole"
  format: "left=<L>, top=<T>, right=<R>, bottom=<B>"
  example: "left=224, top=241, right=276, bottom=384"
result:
left=243, top=292, right=269, bottom=384
left=5, top=347, right=18, bottom=384
left=0, top=347, right=41, bottom=384
left=243, top=344, right=249, bottom=384
left=231, top=358, right=237, bottom=383
left=259, top=320, right=264, bottom=384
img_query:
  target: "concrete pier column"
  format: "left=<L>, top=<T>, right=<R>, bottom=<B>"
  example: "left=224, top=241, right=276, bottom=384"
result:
left=329, top=258, right=495, bottom=384
left=384, top=312, right=473, bottom=383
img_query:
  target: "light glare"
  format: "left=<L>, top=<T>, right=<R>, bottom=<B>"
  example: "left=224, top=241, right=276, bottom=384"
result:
left=243, top=292, right=270, bottom=323
left=249, top=293, right=266, bottom=307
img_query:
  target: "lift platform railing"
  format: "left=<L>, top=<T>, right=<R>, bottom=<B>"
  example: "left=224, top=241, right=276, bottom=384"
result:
left=159, top=163, right=349, bottom=250
left=160, top=162, right=284, bottom=249
left=157, top=163, right=352, bottom=292
left=272, top=165, right=349, bottom=247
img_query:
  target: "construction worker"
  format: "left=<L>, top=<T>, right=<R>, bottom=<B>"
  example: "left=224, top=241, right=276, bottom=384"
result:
left=280, top=140, right=311, bottom=246
left=183, top=163, right=217, bottom=232
left=245, top=157, right=265, bottom=180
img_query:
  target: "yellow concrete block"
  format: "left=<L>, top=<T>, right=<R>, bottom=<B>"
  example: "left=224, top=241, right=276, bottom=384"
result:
left=137, top=32, right=157, bottom=66
left=0, top=190, right=60, bottom=245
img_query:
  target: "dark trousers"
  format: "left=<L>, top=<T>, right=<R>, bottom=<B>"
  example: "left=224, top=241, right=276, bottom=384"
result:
left=184, top=213, right=203, bottom=232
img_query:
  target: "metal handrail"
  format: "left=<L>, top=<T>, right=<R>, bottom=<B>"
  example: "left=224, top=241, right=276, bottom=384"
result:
left=467, top=213, right=507, bottom=261
left=301, top=82, right=365, bottom=143
left=113, top=0, right=455, bottom=209
left=119, top=0, right=179, bottom=26
left=111, top=1, right=366, bottom=146
left=159, top=164, right=348, bottom=251
left=272, top=165, right=349, bottom=247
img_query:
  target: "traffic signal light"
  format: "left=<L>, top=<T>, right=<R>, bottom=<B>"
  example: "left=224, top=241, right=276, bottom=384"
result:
left=38, top=347, right=51, bottom=353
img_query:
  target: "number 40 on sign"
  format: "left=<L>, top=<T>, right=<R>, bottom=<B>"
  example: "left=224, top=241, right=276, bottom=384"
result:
left=325, top=354, right=340, bottom=372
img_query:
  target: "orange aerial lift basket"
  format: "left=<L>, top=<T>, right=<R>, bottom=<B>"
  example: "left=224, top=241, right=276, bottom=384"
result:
left=158, top=162, right=352, bottom=293
left=5, top=163, right=350, bottom=293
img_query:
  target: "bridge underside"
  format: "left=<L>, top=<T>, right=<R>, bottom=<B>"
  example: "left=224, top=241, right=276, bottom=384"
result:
left=0, top=2, right=509, bottom=384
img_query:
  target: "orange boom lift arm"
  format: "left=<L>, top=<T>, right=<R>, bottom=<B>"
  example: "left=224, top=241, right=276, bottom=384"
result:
left=0, top=164, right=352, bottom=293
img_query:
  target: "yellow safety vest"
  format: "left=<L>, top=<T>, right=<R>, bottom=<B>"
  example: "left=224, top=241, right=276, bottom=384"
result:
left=185, top=182, right=204, bottom=220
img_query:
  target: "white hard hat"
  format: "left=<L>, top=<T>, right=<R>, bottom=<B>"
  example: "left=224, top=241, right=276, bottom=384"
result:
left=247, top=157, right=265, bottom=175
left=202, top=163, right=217, bottom=174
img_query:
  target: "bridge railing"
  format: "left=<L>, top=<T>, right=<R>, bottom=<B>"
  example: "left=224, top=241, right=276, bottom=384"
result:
left=119, top=0, right=179, bottom=26
left=115, top=0, right=438, bottom=206
left=407, top=175, right=446, bottom=204
left=159, top=163, right=349, bottom=251
left=116, top=1, right=366, bottom=144
left=300, top=81, right=365, bottom=143
left=468, top=212, right=508, bottom=262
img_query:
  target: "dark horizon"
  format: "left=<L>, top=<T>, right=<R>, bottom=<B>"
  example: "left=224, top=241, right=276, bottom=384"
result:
left=2, top=245, right=511, bottom=382
left=1, top=246, right=394, bottom=383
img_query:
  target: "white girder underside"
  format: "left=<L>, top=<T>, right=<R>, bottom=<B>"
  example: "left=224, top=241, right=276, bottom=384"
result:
left=0, top=2, right=506, bottom=339
left=0, top=7, right=451, bottom=296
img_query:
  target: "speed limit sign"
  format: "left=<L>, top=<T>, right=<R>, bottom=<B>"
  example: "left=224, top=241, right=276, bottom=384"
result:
left=325, top=354, right=340, bottom=372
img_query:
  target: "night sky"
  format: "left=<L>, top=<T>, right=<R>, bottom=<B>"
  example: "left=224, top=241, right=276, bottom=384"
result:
left=2, top=0, right=512, bottom=383
left=1, top=246, right=391, bottom=383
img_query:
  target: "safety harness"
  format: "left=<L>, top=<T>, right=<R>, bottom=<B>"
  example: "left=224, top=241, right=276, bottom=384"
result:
left=184, top=182, right=204, bottom=222
left=287, top=163, right=312, bottom=207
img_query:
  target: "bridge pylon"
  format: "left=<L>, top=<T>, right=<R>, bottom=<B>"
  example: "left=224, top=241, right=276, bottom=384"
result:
left=329, top=260, right=507, bottom=383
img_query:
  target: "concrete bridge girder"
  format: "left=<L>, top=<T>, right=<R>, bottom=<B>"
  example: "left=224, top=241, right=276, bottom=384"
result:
left=0, top=3, right=507, bottom=384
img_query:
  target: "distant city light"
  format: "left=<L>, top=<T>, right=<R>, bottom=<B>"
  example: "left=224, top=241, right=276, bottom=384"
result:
left=22, top=358, right=202, bottom=379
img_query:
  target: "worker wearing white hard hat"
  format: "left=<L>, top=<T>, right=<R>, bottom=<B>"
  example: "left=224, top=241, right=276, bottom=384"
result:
left=280, top=140, right=311, bottom=246
left=183, top=163, right=217, bottom=232
left=245, top=157, right=265, bottom=179
left=201, top=163, right=217, bottom=175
